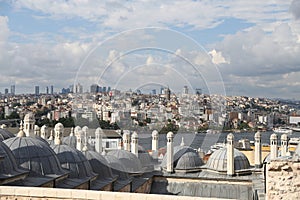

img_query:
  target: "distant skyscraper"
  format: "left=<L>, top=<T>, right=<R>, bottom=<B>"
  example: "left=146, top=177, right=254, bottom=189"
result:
left=4, top=88, right=8, bottom=95
left=183, top=86, right=188, bottom=94
left=10, top=85, right=15, bottom=95
left=152, top=89, right=156, bottom=95
left=103, top=86, right=107, bottom=93
left=75, top=83, right=83, bottom=93
left=51, top=85, right=54, bottom=95
left=164, top=87, right=171, bottom=100
left=46, top=86, right=49, bottom=94
left=90, top=84, right=99, bottom=93
left=195, top=88, right=202, bottom=95
left=35, top=86, right=40, bottom=96
left=107, top=86, right=111, bottom=92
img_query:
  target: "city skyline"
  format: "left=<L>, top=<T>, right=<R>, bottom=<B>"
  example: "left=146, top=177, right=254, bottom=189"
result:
left=0, top=1, right=300, bottom=98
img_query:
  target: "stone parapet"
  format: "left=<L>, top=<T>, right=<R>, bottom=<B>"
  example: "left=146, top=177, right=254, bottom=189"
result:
left=266, top=159, right=300, bottom=200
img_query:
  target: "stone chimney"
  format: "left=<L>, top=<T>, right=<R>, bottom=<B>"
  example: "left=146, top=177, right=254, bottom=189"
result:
left=227, top=133, right=234, bottom=176
left=95, top=127, right=103, bottom=153
left=123, top=131, right=131, bottom=151
left=254, top=131, right=262, bottom=168
left=270, top=133, right=278, bottom=160
left=166, top=131, right=174, bottom=173
left=131, top=131, right=138, bottom=156
left=281, top=134, right=288, bottom=157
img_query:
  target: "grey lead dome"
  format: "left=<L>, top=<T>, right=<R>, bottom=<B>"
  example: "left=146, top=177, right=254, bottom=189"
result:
left=205, top=147, right=250, bottom=172
left=4, top=136, right=65, bottom=177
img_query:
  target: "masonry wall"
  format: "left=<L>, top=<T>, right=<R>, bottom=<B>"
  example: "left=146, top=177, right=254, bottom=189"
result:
left=0, top=186, right=228, bottom=200
left=266, top=159, right=300, bottom=200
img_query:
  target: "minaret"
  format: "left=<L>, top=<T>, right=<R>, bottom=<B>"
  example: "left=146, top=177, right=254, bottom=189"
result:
left=152, top=130, right=159, bottom=159
left=131, top=131, right=138, bottom=156
left=54, top=123, right=64, bottom=145
left=40, top=125, right=48, bottom=139
left=166, top=131, right=174, bottom=173
left=23, top=112, right=35, bottom=137
left=254, top=131, right=262, bottom=168
left=95, top=127, right=103, bottom=153
left=17, top=121, right=26, bottom=137
left=227, top=133, right=234, bottom=176
left=123, top=131, right=131, bottom=151
left=76, top=130, right=83, bottom=151
left=74, top=126, right=81, bottom=137
left=281, top=134, right=288, bottom=157
left=48, top=129, right=54, bottom=140
left=270, top=133, right=278, bottom=160
left=34, top=125, right=40, bottom=136
left=82, top=129, right=88, bottom=152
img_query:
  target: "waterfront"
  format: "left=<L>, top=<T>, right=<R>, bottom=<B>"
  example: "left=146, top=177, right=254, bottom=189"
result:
left=139, top=131, right=300, bottom=152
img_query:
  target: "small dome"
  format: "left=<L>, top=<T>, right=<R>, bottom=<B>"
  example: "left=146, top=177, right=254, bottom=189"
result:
left=95, top=127, right=103, bottom=135
left=54, top=123, right=64, bottom=132
left=167, top=131, right=174, bottom=138
left=51, top=144, right=96, bottom=179
left=83, top=150, right=115, bottom=180
left=205, top=147, right=250, bottom=172
left=227, top=133, right=234, bottom=140
left=107, top=149, right=142, bottom=173
left=152, top=130, right=158, bottom=137
left=175, top=151, right=203, bottom=171
left=270, top=133, right=277, bottom=140
left=62, top=135, right=77, bottom=148
left=131, top=131, right=138, bottom=139
left=24, top=112, right=35, bottom=122
left=4, top=136, right=65, bottom=177
left=281, top=134, right=288, bottom=140
left=161, top=146, right=202, bottom=170
left=0, top=128, right=15, bottom=141
left=254, top=131, right=261, bottom=138
left=74, top=126, right=81, bottom=135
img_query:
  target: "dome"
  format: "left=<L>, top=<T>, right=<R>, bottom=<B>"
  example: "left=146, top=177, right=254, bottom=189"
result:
left=254, top=131, right=261, bottom=138
left=62, top=135, right=77, bottom=148
left=24, top=113, right=35, bottom=122
left=83, top=150, right=115, bottom=179
left=51, top=144, right=96, bottom=179
left=161, top=145, right=199, bottom=169
left=0, top=141, right=27, bottom=176
left=0, top=128, right=15, bottom=141
left=107, top=149, right=142, bottom=173
left=205, top=147, right=250, bottom=172
left=152, top=130, right=158, bottom=137
left=3, top=136, right=65, bottom=177
left=270, top=133, right=277, bottom=140
left=54, top=123, right=64, bottom=132
left=175, top=151, right=203, bottom=171
left=281, top=134, right=288, bottom=140
left=167, top=131, right=174, bottom=138
left=104, top=155, right=131, bottom=180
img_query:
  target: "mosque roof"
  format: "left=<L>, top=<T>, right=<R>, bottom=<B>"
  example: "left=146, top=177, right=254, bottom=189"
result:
left=51, top=144, right=96, bottom=179
left=3, top=136, right=65, bottom=177
left=83, top=150, right=116, bottom=180
left=0, top=141, right=28, bottom=183
left=0, top=128, right=15, bottom=141
left=205, top=147, right=250, bottom=172
left=161, top=145, right=203, bottom=171
left=107, top=149, right=143, bottom=173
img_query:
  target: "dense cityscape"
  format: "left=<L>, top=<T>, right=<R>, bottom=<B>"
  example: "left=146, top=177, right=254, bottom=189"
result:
left=1, top=84, right=300, bottom=134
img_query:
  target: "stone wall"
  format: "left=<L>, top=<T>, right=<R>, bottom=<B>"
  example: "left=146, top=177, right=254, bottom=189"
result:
left=0, top=186, right=227, bottom=200
left=266, top=159, right=300, bottom=200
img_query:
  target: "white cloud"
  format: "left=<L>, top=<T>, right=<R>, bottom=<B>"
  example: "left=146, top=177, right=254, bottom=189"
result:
left=209, top=49, right=229, bottom=65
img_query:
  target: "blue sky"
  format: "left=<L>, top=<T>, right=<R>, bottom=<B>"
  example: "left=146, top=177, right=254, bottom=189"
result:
left=0, top=0, right=300, bottom=98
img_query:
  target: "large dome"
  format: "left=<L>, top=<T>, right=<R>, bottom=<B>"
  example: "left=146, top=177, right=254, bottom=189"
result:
left=175, top=151, right=203, bottom=171
left=83, top=150, right=115, bottom=180
left=205, top=147, right=250, bottom=173
left=3, top=136, right=65, bottom=177
left=0, top=128, right=15, bottom=141
left=51, top=144, right=96, bottom=179
left=107, top=149, right=142, bottom=173
left=104, top=155, right=131, bottom=180
left=161, top=145, right=203, bottom=171
left=0, top=141, right=28, bottom=179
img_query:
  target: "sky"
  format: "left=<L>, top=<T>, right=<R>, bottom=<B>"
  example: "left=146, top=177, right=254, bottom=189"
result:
left=0, top=0, right=300, bottom=99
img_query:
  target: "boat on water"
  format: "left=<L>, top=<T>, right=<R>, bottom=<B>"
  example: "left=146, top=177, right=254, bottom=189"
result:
left=290, top=127, right=300, bottom=132
left=273, top=127, right=293, bottom=134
